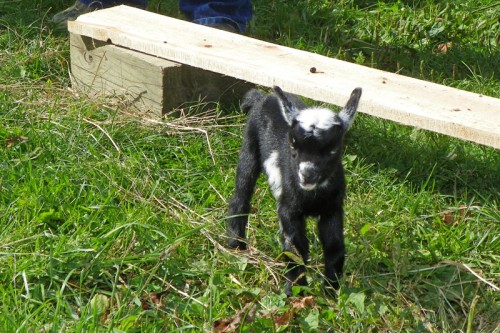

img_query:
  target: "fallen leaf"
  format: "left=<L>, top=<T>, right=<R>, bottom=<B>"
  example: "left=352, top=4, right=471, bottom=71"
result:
left=141, top=290, right=166, bottom=310
left=441, top=212, right=455, bottom=225
left=290, top=295, right=315, bottom=310
left=90, top=293, right=109, bottom=313
left=457, top=205, right=472, bottom=220
left=213, top=303, right=256, bottom=332
left=440, top=205, right=472, bottom=225
left=90, top=293, right=110, bottom=323
left=273, top=310, right=293, bottom=328
left=261, top=296, right=316, bottom=329
left=435, top=42, right=452, bottom=53
left=213, top=318, right=234, bottom=333
left=6, top=135, right=28, bottom=148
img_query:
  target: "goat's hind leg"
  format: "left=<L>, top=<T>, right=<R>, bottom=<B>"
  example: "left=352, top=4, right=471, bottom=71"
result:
left=227, top=138, right=260, bottom=250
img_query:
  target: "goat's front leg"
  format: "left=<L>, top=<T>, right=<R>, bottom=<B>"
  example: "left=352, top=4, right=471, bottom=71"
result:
left=318, top=208, right=345, bottom=293
left=227, top=138, right=261, bottom=250
left=278, top=205, right=309, bottom=296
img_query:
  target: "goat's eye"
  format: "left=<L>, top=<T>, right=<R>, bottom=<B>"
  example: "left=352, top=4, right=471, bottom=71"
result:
left=330, top=149, right=338, bottom=155
left=290, top=138, right=297, bottom=150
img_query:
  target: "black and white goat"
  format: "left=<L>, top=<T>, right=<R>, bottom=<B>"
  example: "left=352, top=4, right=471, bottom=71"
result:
left=227, top=86, right=362, bottom=295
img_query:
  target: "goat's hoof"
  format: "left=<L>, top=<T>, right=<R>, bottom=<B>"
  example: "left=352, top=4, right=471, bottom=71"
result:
left=284, top=276, right=308, bottom=297
left=284, top=284, right=307, bottom=297
left=324, top=275, right=341, bottom=288
left=285, top=281, right=294, bottom=297
left=227, top=239, right=247, bottom=250
left=323, top=279, right=340, bottom=297
left=322, top=284, right=339, bottom=298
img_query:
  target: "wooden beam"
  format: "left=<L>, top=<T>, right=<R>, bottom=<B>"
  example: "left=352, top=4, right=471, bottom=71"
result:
left=70, top=33, right=183, bottom=115
left=70, top=33, right=252, bottom=115
left=68, top=5, right=500, bottom=149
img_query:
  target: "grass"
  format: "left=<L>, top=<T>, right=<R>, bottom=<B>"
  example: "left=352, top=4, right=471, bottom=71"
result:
left=1, top=0, right=499, bottom=332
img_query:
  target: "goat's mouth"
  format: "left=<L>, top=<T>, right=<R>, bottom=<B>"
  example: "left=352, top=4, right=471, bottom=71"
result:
left=299, top=182, right=318, bottom=191
left=298, top=172, right=319, bottom=191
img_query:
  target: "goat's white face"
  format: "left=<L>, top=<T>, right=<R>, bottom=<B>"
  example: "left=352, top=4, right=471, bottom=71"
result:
left=290, top=113, right=344, bottom=191
left=291, top=108, right=341, bottom=190
left=274, top=85, right=362, bottom=191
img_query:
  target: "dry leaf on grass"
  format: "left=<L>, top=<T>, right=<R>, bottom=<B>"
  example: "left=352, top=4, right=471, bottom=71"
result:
left=213, top=303, right=257, bottom=332
left=435, top=42, right=452, bottom=53
left=440, top=205, right=472, bottom=225
left=6, top=135, right=28, bottom=148
left=141, top=291, right=167, bottom=310
left=89, top=293, right=110, bottom=323
left=290, top=295, right=315, bottom=310
left=272, top=310, right=294, bottom=328
left=261, top=296, right=316, bottom=329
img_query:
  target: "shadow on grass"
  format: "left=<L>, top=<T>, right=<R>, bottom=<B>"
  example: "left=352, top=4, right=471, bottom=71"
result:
left=346, top=114, right=500, bottom=202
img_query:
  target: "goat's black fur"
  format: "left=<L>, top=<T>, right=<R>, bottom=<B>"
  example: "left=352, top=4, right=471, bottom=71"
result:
left=227, top=86, right=362, bottom=296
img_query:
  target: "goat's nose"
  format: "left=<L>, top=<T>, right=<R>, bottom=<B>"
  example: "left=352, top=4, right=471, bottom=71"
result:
left=299, top=170, right=319, bottom=183
left=298, top=162, right=319, bottom=189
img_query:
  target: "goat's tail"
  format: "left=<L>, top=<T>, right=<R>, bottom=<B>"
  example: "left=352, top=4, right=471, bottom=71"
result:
left=241, top=89, right=265, bottom=113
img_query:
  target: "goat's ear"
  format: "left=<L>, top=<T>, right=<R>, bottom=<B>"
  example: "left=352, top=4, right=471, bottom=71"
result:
left=273, top=86, right=300, bottom=126
left=338, top=87, right=362, bottom=131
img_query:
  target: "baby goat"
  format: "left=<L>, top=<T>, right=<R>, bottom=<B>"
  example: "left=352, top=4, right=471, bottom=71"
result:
left=227, top=86, right=362, bottom=295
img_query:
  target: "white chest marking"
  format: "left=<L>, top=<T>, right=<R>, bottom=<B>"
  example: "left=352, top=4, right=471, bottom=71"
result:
left=263, top=151, right=282, bottom=199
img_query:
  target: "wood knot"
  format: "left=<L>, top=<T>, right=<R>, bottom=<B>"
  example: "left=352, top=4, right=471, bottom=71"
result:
left=83, top=52, right=93, bottom=63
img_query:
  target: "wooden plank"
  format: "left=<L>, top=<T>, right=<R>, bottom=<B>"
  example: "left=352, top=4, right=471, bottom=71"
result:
left=70, top=33, right=181, bottom=115
left=68, top=5, right=500, bottom=148
left=70, top=33, right=252, bottom=114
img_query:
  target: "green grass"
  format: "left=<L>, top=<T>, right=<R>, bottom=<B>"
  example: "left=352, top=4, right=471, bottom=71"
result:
left=1, top=0, right=499, bottom=332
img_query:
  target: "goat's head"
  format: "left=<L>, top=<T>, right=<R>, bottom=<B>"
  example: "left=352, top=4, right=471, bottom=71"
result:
left=274, top=86, right=362, bottom=191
